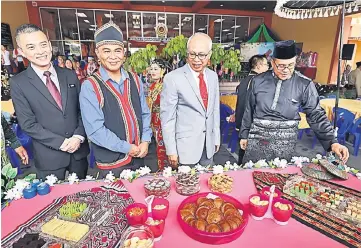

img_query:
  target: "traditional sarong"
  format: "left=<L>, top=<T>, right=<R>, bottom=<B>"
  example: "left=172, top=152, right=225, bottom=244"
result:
left=243, top=119, right=299, bottom=163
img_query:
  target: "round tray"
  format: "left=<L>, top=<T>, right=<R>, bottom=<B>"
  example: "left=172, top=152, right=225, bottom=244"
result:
left=177, top=192, right=249, bottom=245
left=318, top=159, right=349, bottom=180
left=301, top=163, right=335, bottom=180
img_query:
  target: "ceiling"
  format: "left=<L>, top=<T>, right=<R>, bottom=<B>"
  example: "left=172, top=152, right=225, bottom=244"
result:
left=284, top=0, right=355, bottom=9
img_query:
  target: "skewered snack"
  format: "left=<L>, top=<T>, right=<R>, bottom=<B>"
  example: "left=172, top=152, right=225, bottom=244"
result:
left=180, top=196, right=244, bottom=233
left=208, top=174, right=233, bottom=193
left=175, top=173, right=200, bottom=196
left=144, top=178, right=171, bottom=198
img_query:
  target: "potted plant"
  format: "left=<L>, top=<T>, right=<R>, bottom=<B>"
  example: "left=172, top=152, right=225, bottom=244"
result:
left=162, top=35, right=188, bottom=60
left=126, top=44, right=158, bottom=73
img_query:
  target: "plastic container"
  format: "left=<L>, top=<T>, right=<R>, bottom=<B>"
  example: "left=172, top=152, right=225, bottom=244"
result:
left=125, top=203, right=148, bottom=226
left=260, top=186, right=282, bottom=199
left=272, top=199, right=295, bottom=223
left=177, top=192, right=249, bottom=245
left=248, top=194, right=269, bottom=218
left=145, top=218, right=165, bottom=240
left=120, top=225, right=154, bottom=248
left=151, top=197, right=169, bottom=220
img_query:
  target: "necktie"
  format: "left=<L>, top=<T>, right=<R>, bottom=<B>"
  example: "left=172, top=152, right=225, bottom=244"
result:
left=198, top=73, right=208, bottom=110
left=43, top=71, right=62, bottom=110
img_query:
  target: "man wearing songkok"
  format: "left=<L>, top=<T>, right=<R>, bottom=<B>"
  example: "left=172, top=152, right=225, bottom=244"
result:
left=240, top=40, right=349, bottom=164
left=80, top=22, right=152, bottom=177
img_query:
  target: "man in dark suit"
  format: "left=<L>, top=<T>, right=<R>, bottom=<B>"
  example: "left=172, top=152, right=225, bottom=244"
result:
left=10, top=24, right=89, bottom=180
left=229, top=55, right=269, bottom=164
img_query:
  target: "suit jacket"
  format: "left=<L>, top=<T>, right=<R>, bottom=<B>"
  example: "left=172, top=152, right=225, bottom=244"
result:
left=235, top=71, right=257, bottom=130
left=160, top=65, right=220, bottom=164
left=10, top=66, right=89, bottom=170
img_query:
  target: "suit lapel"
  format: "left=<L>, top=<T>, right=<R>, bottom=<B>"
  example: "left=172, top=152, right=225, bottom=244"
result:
left=183, top=65, right=206, bottom=112
left=26, top=66, right=62, bottom=111
left=55, top=67, right=68, bottom=112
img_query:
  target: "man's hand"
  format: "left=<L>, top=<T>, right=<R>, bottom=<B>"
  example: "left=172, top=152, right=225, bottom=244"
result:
left=60, top=138, right=70, bottom=151
left=60, top=137, right=81, bottom=153
left=331, top=143, right=349, bottom=163
left=15, top=146, right=29, bottom=165
left=129, top=144, right=141, bottom=157
left=228, top=114, right=235, bottom=123
left=215, top=145, right=220, bottom=153
left=240, top=139, right=248, bottom=150
left=168, top=155, right=178, bottom=167
left=136, top=142, right=149, bottom=158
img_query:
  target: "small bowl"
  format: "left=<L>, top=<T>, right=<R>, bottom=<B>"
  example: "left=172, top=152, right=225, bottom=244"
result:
left=151, top=197, right=169, bottom=220
left=272, top=199, right=295, bottom=223
left=260, top=186, right=282, bottom=199
left=145, top=218, right=165, bottom=239
left=125, top=203, right=148, bottom=226
left=121, top=225, right=154, bottom=248
left=249, top=194, right=269, bottom=218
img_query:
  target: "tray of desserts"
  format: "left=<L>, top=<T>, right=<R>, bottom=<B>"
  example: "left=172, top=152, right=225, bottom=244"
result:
left=177, top=192, right=248, bottom=245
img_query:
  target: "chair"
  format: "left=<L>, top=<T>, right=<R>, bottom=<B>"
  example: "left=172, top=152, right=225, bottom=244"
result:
left=228, top=128, right=239, bottom=153
left=89, top=147, right=96, bottom=169
left=5, top=146, right=22, bottom=174
left=327, top=95, right=337, bottom=99
left=350, top=118, right=361, bottom=156
left=319, top=95, right=326, bottom=100
left=14, top=124, right=34, bottom=159
left=332, top=107, right=355, bottom=144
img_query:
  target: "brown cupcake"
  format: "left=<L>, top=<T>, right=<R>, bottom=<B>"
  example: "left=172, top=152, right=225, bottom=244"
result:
left=195, top=206, right=209, bottom=220
left=183, top=203, right=197, bottom=214
left=228, top=216, right=243, bottom=227
left=213, top=198, right=224, bottom=209
left=188, top=219, right=196, bottom=227
left=206, top=208, right=224, bottom=224
left=221, top=202, right=236, bottom=213
left=195, top=219, right=207, bottom=231
left=227, top=219, right=239, bottom=230
left=218, top=220, right=231, bottom=232
left=200, top=200, right=215, bottom=209
left=205, top=223, right=221, bottom=233
left=224, top=208, right=240, bottom=218
left=196, top=197, right=208, bottom=206
left=184, top=215, right=195, bottom=224
left=180, top=208, right=194, bottom=219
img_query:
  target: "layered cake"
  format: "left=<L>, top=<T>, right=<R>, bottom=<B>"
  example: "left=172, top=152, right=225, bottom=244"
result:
left=175, top=173, right=200, bottom=196
left=144, top=178, right=171, bottom=198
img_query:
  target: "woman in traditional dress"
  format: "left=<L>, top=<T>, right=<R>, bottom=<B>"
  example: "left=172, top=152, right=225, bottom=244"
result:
left=74, top=60, right=86, bottom=83
left=148, top=59, right=169, bottom=170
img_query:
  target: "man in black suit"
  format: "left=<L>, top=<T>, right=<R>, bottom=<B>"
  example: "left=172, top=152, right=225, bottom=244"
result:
left=229, top=55, right=269, bottom=164
left=10, top=24, right=89, bottom=180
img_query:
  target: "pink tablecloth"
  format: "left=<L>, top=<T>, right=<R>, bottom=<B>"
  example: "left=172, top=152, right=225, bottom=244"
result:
left=2, top=167, right=361, bottom=248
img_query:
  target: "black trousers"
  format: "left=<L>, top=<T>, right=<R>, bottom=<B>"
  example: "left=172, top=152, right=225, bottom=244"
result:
left=238, top=148, right=245, bottom=165
left=94, top=158, right=145, bottom=178
left=37, top=156, right=88, bottom=180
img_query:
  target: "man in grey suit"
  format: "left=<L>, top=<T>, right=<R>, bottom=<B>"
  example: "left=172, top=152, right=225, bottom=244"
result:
left=160, top=33, right=220, bottom=167
left=10, top=24, right=89, bottom=180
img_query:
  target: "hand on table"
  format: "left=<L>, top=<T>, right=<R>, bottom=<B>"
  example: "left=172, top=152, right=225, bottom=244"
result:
left=135, top=142, right=149, bottom=158
left=60, top=137, right=81, bottom=153
left=331, top=143, right=349, bottom=163
left=168, top=155, right=178, bottom=167
left=15, top=146, right=29, bottom=165
left=240, top=139, right=248, bottom=150
left=129, top=144, right=141, bottom=157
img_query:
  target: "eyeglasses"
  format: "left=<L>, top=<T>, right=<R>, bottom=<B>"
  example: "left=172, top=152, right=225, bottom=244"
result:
left=187, top=51, right=210, bottom=60
left=273, top=60, right=295, bottom=71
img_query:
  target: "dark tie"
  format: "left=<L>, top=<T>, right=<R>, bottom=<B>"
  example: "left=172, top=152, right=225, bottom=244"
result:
left=198, top=72, right=208, bottom=110
left=43, top=71, right=62, bottom=110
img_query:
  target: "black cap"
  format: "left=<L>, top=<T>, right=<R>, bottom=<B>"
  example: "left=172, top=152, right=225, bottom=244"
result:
left=356, top=61, right=361, bottom=67
left=273, top=40, right=297, bottom=59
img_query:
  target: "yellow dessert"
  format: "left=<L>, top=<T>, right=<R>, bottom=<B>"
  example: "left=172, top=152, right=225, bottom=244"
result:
left=41, top=217, right=89, bottom=242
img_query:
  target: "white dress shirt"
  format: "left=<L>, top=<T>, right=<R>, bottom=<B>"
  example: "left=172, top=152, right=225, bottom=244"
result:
left=187, top=64, right=208, bottom=91
left=31, top=63, right=85, bottom=143
left=2, top=50, right=11, bottom=65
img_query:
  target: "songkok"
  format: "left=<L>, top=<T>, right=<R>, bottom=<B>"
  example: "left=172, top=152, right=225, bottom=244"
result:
left=356, top=61, right=361, bottom=67
left=94, top=22, right=124, bottom=48
left=273, top=40, right=297, bottom=60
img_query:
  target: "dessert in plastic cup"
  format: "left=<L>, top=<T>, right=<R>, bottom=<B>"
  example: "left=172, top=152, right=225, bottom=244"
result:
left=121, top=225, right=154, bottom=248
left=272, top=199, right=294, bottom=223
left=146, top=217, right=165, bottom=240
left=125, top=203, right=148, bottom=226
left=249, top=194, right=269, bottom=218
left=151, top=197, right=169, bottom=220
left=260, top=186, right=282, bottom=199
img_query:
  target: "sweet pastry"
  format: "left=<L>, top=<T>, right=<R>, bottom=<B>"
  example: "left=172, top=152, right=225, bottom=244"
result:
left=144, top=178, right=171, bottom=198
left=196, top=206, right=209, bottom=220
left=195, top=219, right=207, bottom=231
left=153, top=204, right=166, bottom=210
left=208, top=174, right=233, bottom=193
left=180, top=196, right=244, bottom=234
left=146, top=218, right=163, bottom=226
left=59, top=201, right=88, bottom=219
left=128, top=207, right=145, bottom=217
left=41, top=217, right=90, bottom=242
left=205, top=223, right=221, bottom=233
left=274, top=202, right=292, bottom=211
left=250, top=196, right=269, bottom=206
left=123, top=237, right=153, bottom=248
left=175, top=173, right=200, bottom=196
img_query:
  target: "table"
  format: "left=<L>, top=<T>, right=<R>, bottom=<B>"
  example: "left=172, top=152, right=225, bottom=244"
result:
left=2, top=167, right=360, bottom=248
left=320, top=99, right=361, bottom=120
left=220, top=95, right=310, bottom=129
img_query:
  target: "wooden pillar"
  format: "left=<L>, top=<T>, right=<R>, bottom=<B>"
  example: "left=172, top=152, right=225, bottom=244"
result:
left=209, top=19, right=215, bottom=40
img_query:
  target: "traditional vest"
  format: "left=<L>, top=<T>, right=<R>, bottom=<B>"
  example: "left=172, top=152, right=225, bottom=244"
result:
left=87, top=70, right=143, bottom=169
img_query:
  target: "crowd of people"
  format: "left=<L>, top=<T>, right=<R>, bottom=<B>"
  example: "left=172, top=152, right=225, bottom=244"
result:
left=1, top=21, right=350, bottom=182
